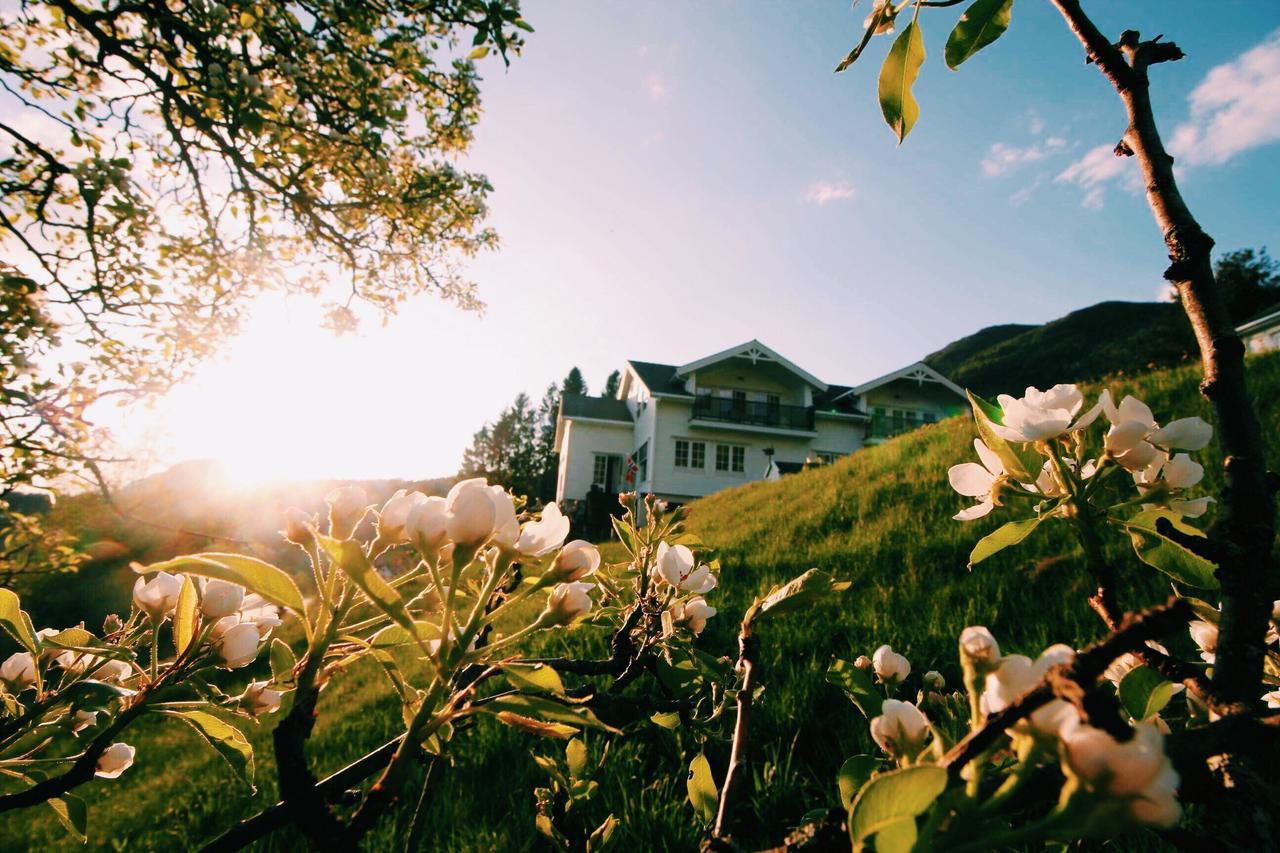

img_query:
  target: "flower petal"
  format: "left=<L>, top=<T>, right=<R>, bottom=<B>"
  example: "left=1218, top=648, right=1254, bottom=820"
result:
left=1149, top=417, right=1213, bottom=451
left=949, top=463, right=995, bottom=497
left=973, top=439, right=1004, bottom=478
left=954, top=499, right=995, bottom=521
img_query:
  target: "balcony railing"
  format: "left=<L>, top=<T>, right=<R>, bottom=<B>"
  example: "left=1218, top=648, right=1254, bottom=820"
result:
left=869, top=413, right=924, bottom=439
left=692, top=395, right=815, bottom=431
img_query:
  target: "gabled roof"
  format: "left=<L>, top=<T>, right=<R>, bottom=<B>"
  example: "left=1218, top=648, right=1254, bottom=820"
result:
left=837, top=361, right=966, bottom=400
left=674, top=340, right=828, bottom=391
left=626, top=360, right=693, bottom=398
left=559, top=394, right=633, bottom=423
left=1237, top=304, right=1280, bottom=334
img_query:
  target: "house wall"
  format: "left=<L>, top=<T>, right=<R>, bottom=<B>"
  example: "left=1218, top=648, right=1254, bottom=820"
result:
left=862, top=378, right=966, bottom=421
left=556, top=419, right=635, bottom=502
left=690, top=361, right=810, bottom=406
left=1245, top=321, right=1280, bottom=353
left=647, top=399, right=864, bottom=500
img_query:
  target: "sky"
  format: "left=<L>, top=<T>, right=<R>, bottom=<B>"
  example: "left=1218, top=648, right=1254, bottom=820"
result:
left=126, top=1, right=1280, bottom=484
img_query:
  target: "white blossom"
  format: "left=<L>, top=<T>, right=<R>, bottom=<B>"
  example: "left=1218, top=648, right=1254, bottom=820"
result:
left=95, top=743, right=136, bottom=779
left=443, top=478, right=498, bottom=547
left=488, top=485, right=520, bottom=551
left=872, top=644, right=911, bottom=687
left=959, top=626, right=1001, bottom=668
left=863, top=0, right=897, bottom=34
left=1103, top=394, right=1211, bottom=472
left=282, top=507, right=313, bottom=546
left=869, top=699, right=930, bottom=759
left=948, top=439, right=1006, bottom=521
left=651, top=542, right=717, bottom=593
left=405, top=496, right=449, bottom=553
left=983, top=644, right=1077, bottom=739
left=542, top=582, right=594, bottom=626
left=133, top=572, right=183, bottom=621
left=215, top=623, right=262, bottom=668
left=378, top=490, right=428, bottom=542
left=72, top=710, right=98, bottom=733
left=517, top=502, right=571, bottom=557
left=1188, top=620, right=1217, bottom=664
left=0, top=652, right=37, bottom=690
left=550, top=540, right=601, bottom=583
left=1061, top=719, right=1181, bottom=828
left=243, top=680, right=283, bottom=716
left=670, top=597, right=717, bottom=635
left=923, top=670, right=945, bottom=692
left=991, top=385, right=1100, bottom=443
left=325, top=485, right=369, bottom=537
left=200, top=579, right=245, bottom=620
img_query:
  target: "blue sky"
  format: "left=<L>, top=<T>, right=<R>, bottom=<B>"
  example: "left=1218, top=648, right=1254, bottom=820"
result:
left=141, top=1, right=1280, bottom=482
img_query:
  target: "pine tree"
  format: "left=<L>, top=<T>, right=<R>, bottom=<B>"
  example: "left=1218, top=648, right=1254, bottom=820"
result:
left=602, top=370, right=621, bottom=398
left=562, top=367, right=587, bottom=397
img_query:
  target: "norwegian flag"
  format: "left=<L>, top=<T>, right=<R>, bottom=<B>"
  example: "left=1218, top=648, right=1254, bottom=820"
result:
left=624, top=455, right=638, bottom=483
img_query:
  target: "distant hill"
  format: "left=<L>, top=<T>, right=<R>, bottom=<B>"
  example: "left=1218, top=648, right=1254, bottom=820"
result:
left=926, top=301, right=1197, bottom=397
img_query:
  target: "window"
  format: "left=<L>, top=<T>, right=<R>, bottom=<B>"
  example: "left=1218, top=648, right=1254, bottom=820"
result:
left=592, top=455, right=608, bottom=488
left=691, top=441, right=705, bottom=468
left=816, top=451, right=845, bottom=465
left=674, top=439, right=689, bottom=467
left=674, top=439, right=706, bottom=469
left=715, top=443, right=746, bottom=473
left=635, top=442, right=648, bottom=482
left=923, top=412, right=937, bottom=424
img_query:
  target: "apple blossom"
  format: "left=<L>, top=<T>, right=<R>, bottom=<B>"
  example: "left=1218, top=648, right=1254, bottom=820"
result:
left=325, top=485, right=370, bottom=538
left=670, top=597, right=718, bottom=635
left=959, top=626, right=1001, bottom=668
left=243, top=680, right=284, bottom=716
left=215, top=622, right=262, bottom=668
left=550, top=540, right=601, bottom=583
left=991, top=384, right=1101, bottom=442
left=1060, top=719, right=1181, bottom=828
left=95, top=743, right=136, bottom=779
left=1188, top=620, right=1217, bottom=664
left=983, top=644, right=1077, bottom=739
left=282, top=507, right=314, bottom=546
left=542, top=582, right=594, bottom=626
left=854, top=655, right=873, bottom=672
left=863, top=0, right=898, bottom=34
left=488, top=485, right=520, bottom=551
left=1265, top=690, right=1280, bottom=710
left=872, top=644, right=911, bottom=687
left=651, top=542, right=717, bottom=593
left=869, top=699, right=930, bottom=760
left=1103, top=394, right=1212, bottom=472
left=922, top=670, right=945, bottom=692
left=517, top=502, right=571, bottom=557
left=948, top=439, right=1007, bottom=520
left=1, top=651, right=37, bottom=690
left=72, top=710, right=98, bottom=733
left=133, top=571, right=183, bottom=621
left=444, top=478, right=498, bottom=546
left=378, top=490, right=428, bottom=542
left=201, top=579, right=245, bottom=620
left=405, top=496, right=449, bottom=553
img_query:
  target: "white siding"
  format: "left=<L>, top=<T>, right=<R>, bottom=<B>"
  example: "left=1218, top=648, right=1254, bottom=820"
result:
left=556, top=420, right=635, bottom=502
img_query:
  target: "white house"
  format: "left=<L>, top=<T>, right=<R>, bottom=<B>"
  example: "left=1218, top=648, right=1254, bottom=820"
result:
left=1239, top=306, right=1280, bottom=354
left=553, top=340, right=967, bottom=505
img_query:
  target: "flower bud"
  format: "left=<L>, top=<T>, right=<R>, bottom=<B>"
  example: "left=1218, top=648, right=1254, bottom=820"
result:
left=669, top=596, right=717, bottom=635
left=489, top=485, right=520, bottom=551
left=133, top=572, right=183, bottom=621
left=405, top=496, right=449, bottom=554
left=1, top=652, right=37, bottom=690
left=958, top=626, right=1000, bottom=669
left=983, top=644, right=1076, bottom=739
left=72, top=710, right=98, bottom=733
left=102, top=613, right=124, bottom=635
left=517, top=503, right=571, bottom=557
left=652, top=542, right=717, bottom=593
left=854, top=655, right=873, bottom=672
left=201, top=579, right=245, bottom=619
left=378, top=490, right=428, bottom=543
left=1188, top=620, right=1217, bottom=663
left=325, top=485, right=369, bottom=539
left=243, top=680, right=284, bottom=716
left=869, top=699, right=930, bottom=760
left=541, top=582, right=594, bottom=626
left=444, top=478, right=497, bottom=546
left=549, top=540, right=601, bottom=583
left=923, top=670, right=945, bottom=692
left=95, top=743, right=136, bottom=779
left=1060, top=719, right=1181, bottom=828
left=215, top=623, right=261, bottom=668
left=282, top=507, right=314, bottom=546
left=872, top=644, right=911, bottom=688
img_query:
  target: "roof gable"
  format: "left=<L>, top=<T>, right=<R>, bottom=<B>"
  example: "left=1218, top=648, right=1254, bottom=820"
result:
left=626, top=360, right=692, bottom=397
left=674, top=340, right=828, bottom=391
left=839, top=362, right=966, bottom=399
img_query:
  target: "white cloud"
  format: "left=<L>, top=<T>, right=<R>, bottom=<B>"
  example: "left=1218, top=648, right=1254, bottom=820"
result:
left=805, top=180, right=855, bottom=205
left=1029, top=114, right=1045, bottom=135
left=1055, top=143, right=1138, bottom=209
left=1168, top=28, right=1280, bottom=166
left=981, top=136, right=1066, bottom=176
left=644, top=73, right=668, bottom=101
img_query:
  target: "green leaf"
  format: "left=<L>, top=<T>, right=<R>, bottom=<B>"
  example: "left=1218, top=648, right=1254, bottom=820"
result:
left=39, top=627, right=94, bottom=651
left=966, top=391, right=1036, bottom=482
left=749, top=569, right=852, bottom=624
left=160, top=710, right=254, bottom=787
left=878, top=20, right=926, bottom=144
left=481, top=695, right=621, bottom=734
left=969, top=516, right=1043, bottom=567
left=1123, top=510, right=1219, bottom=589
left=45, top=793, right=87, bottom=843
left=872, top=818, right=918, bottom=853
left=826, top=658, right=884, bottom=720
left=0, top=588, right=38, bottom=655
left=687, top=752, right=718, bottom=823
left=944, top=0, right=1014, bottom=69
left=1118, top=665, right=1179, bottom=721
left=566, top=737, right=588, bottom=778
left=467, top=46, right=489, bottom=60
left=1182, top=596, right=1220, bottom=625
left=587, top=815, right=618, bottom=852
left=173, top=575, right=198, bottom=655
left=136, top=553, right=305, bottom=615
left=848, top=765, right=947, bottom=845
left=269, top=637, right=297, bottom=687
left=317, top=536, right=415, bottom=632
left=504, top=663, right=566, bottom=695
left=370, top=621, right=440, bottom=649
left=495, top=712, right=578, bottom=739
left=61, top=680, right=131, bottom=711
left=838, top=754, right=879, bottom=811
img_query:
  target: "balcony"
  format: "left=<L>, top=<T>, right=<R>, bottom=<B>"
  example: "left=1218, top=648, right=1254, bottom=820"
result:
left=868, top=412, right=924, bottom=439
left=691, top=395, right=815, bottom=431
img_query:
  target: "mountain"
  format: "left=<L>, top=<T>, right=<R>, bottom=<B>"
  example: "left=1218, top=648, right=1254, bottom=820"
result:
left=925, top=301, right=1198, bottom=397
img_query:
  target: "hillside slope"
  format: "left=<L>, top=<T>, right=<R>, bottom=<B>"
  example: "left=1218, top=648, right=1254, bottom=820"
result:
left=926, top=301, right=1197, bottom=396
left=5, top=353, right=1278, bottom=850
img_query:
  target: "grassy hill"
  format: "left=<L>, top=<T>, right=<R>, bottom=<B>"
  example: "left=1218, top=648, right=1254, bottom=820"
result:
left=926, top=301, right=1197, bottom=397
left=4, top=353, right=1278, bottom=850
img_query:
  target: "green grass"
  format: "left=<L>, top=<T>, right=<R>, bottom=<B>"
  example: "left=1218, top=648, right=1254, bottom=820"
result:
left=4, top=352, right=1279, bottom=851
